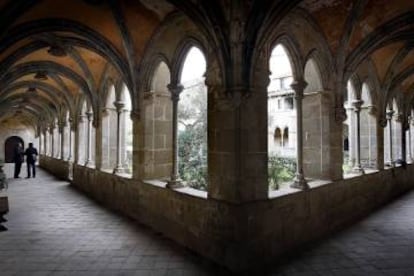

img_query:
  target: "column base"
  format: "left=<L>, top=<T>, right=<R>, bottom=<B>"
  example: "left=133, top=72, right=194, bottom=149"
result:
left=290, top=174, right=309, bottom=190
left=352, top=165, right=365, bottom=174
left=113, top=166, right=125, bottom=174
left=167, top=178, right=184, bottom=189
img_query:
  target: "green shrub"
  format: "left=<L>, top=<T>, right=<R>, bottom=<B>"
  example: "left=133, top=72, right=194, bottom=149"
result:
left=268, top=155, right=296, bottom=190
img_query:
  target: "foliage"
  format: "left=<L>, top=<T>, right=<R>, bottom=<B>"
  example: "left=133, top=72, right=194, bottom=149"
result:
left=178, top=82, right=208, bottom=191
left=268, top=155, right=296, bottom=190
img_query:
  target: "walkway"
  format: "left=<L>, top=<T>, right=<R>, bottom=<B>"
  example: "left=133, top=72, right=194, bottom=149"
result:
left=1, top=165, right=414, bottom=275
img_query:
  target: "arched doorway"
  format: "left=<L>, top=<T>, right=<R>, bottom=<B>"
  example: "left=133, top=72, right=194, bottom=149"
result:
left=4, top=136, right=24, bottom=163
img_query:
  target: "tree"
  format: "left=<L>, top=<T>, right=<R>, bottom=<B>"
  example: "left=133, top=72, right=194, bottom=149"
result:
left=178, top=80, right=208, bottom=190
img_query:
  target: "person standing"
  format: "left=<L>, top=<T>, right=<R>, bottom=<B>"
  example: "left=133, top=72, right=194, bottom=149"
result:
left=13, top=143, right=24, bottom=178
left=24, top=143, right=38, bottom=178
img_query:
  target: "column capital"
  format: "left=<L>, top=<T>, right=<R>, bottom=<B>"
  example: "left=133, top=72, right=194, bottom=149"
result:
left=113, top=101, right=125, bottom=113
left=290, top=79, right=308, bottom=98
left=58, top=121, right=66, bottom=133
left=352, top=99, right=364, bottom=112
left=85, top=111, right=93, bottom=121
left=386, top=109, right=395, bottom=120
left=167, top=83, right=184, bottom=102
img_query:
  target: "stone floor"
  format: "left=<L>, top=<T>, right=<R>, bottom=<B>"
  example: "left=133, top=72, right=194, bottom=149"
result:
left=2, top=165, right=414, bottom=275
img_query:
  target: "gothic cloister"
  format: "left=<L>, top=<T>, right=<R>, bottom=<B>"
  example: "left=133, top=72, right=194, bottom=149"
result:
left=2, top=0, right=414, bottom=273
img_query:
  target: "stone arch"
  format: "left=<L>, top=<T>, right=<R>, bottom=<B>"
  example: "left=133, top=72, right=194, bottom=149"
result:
left=4, top=136, right=24, bottom=163
left=171, top=37, right=208, bottom=85
left=151, top=60, right=171, bottom=94
left=304, top=57, right=323, bottom=94
left=269, top=35, right=303, bottom=81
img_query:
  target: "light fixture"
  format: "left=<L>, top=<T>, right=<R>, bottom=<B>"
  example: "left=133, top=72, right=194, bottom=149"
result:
left=34, top=71, right=48, bottom=80
left=47, top=45, right=67, bottom=57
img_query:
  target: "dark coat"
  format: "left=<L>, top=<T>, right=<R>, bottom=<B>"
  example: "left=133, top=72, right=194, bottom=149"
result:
left=13, top=146, right=24, bottom=163
left=25, top=147, right=38, bottom=163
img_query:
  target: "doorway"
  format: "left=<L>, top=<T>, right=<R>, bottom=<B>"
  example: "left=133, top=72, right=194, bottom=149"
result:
left=4, top=136, right=24, bottom=163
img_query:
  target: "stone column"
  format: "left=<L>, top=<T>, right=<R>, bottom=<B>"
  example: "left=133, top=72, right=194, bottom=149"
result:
left=167, top=84, right=184, bottom=188
left=409, top=117, right=414, bottom=163
left=352, top=100, right=364, bottom=174
left=401, top=116, right=407, bottom=163
left=67, top=118, right=73, bottom=161
left=386, top=109, right=395, bottom=167
left=85, top=111, right=93, bottom=166
left=50, top=124, right=55, bottom=158
left=43, top=130, right=47, bottom=155
left=58, top=121, right=66, bottom=160
left=113, top=101, right=125, bottom=174
left=290, top=80, right=309, bottom=190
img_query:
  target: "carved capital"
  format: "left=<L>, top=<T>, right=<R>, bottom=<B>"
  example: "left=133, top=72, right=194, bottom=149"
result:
left=291, top=79, right=308, bottom=99
left=168, top=83, right=184, bottom=102
left=386, top=109, right=395, bottom=120
left=85, top=111, right=93, bottom=122
left=113, top=101, right=125, bottom=113
left=352, top=99, right=364, bottom=113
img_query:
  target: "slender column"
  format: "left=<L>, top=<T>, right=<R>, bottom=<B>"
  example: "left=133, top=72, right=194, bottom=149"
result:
left=43, top=130, right=47, bottom=155
left=290, top=80, right=309, bottom=190
left=113, top=101, right=125, bottom=174
left=352, top=99, right=364, bottom=174
left=50, top=124, right=55, bottom=158
left=58, top=122, right=66, bottom=160
left=409, top=117, right=414, bottom=163
left=401, top=116, right=407, bottom=163
left=167, top=84, right=184, bottom=189
left=67, top=118, right=73, bottom=161
left=386, top=109, right=395, bottom=167
left=85, top=111, right=93, bottom=166
left=39, top=132, right=42, bottom=156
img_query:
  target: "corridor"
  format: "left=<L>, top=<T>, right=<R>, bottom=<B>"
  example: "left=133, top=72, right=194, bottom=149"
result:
left=2, top=165, right=414, bottom=275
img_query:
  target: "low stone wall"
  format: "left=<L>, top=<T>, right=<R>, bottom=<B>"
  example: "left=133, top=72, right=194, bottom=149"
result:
left=39, top=156, right=70, bottom=180
left=40, top=158, right=414, bottom=271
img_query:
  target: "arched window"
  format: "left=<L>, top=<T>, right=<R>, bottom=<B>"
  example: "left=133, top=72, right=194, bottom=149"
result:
left=283, top=127, right=289, bottom=147
left=267, top=44, right=296, bottom=190
left=177, top=46, right=207, bottom=191
left=274, top=127, right=282, bottom=147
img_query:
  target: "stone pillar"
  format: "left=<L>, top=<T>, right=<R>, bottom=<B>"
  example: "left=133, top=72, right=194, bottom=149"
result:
left=352, top=100, right=364, bottom=174
left=401, top=117, right=407, bottom=163
left=386, top=110, right=395, bottom=167
left=43, top=130, right=47, bottom=155
left=409, top=118, right=414, bottom=163
left=113, top=101, right=125, bottom=174
left=346, top=105, right=355, bottom=168
left=50, top=124, right=55, bottom=158
left=376, top=117, right=385, bottom=170
left=58, top=122, right=66, bottom=160
left=290, top=80, right=309, bottom=190
left=67, top=118, right=73, bottom=161
left=85, top=111, right=93, bottom=166
left=167, top=84, right=184, bottom=189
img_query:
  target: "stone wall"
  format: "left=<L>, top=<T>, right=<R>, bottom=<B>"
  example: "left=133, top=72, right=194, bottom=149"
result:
left=40, top=157, right=414, bottom=271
